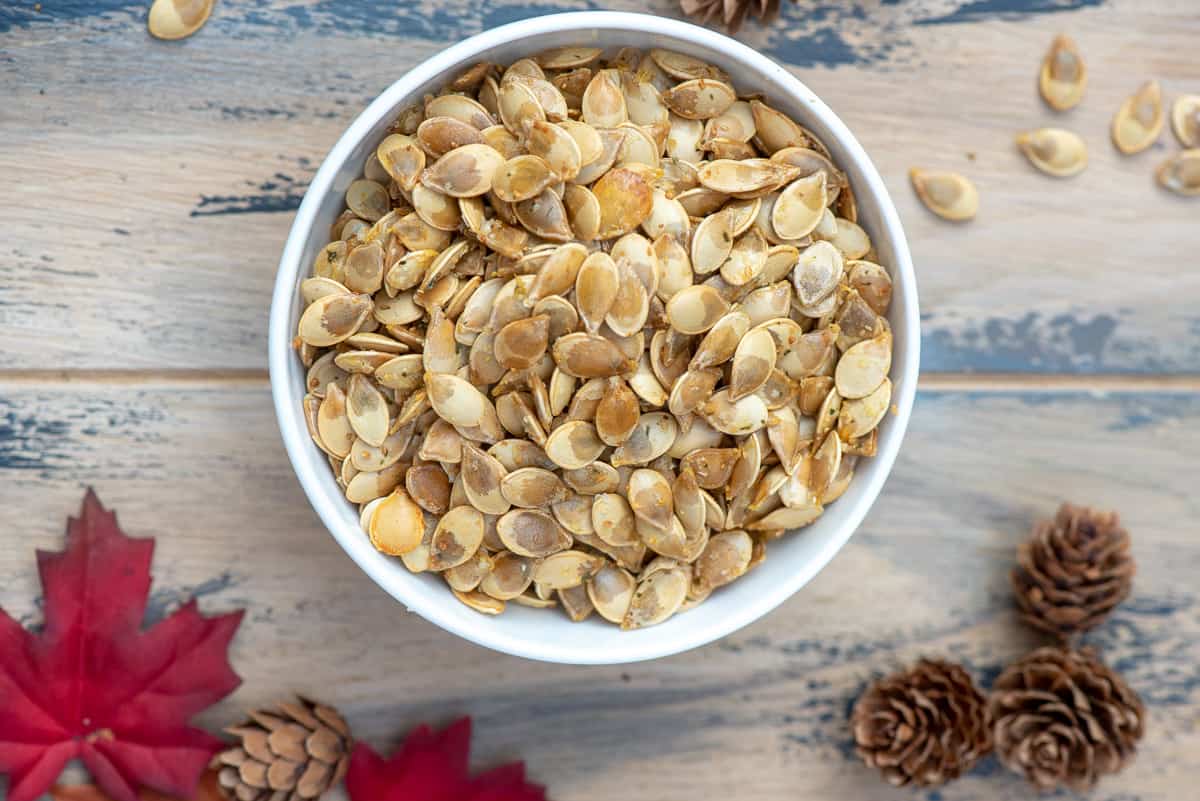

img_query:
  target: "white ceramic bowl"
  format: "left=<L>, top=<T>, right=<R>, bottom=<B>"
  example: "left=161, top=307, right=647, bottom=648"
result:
left=270, top=11, right=919, bottom=665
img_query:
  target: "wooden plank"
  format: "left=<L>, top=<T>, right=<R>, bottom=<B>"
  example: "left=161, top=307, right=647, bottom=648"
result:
left=1, top=1, right=1198, bottom=372
left=1, top=382, right=1196, bottom=800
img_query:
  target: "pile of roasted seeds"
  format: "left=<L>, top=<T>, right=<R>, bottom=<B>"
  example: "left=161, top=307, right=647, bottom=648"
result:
left=295, top=46, right=895, bottom=628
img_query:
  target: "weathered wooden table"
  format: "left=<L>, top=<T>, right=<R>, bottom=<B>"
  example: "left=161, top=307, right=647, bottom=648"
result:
left=3, top=1, right=1197, bottom=799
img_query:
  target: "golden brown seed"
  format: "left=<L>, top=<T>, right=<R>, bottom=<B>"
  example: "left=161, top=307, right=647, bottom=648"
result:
left=497, top=77, right=546, bottom=133
left=460, top=442, right=511, bottom=515
left=694, top=531, right=753, bottom=590
left=429, top=506, right=486, bottom=571
left=1112, top=80, right=1163, bottom=155
left=552, top=332, right=635, bottom=379
left=701, top=389, right=768, bottom=435
left=729, top=327, right=777, bottom=400
left=750, top=100, right=810, bottom=154
left=1155, top=150, right=1200, bottom=197
left=426, top=94, right=494, bottom=129
left=345, top=179, right=390, bottom=223
left=345, top=461, right=407, bottom=504
left=444, top=550, right=493, bottom=592
left=316, top=383, right=355, bottom=459
left=558, top=584, right=594, bottom=621
left=374, top=354, right=424, bottom=392
left=595, top=377, right=641, bottom=446
left=622, top=566, right=688, bottom=629
left=909, top=169, right=979, bottom=222
left=367, top=488, right=426, bottom=556
left=680, top=448, right=740, bottom=490
left=421, top=144, right=507, bottom=197
left=809, top=431, right=842, bottom=499
left=773, top=172, right=827, bottom=240
left=147, top=0, right=212, bottom=40
left=417, top=116, right=484, bottom=158
left=528, top=242, right=587, bottom=305
left=297, top=293, right=372, bottom=347
left=698, top=159, right=792, bottom=195
left=792, top=240, right=843, bottom=306
left=590, top=492, right=639, bottom=547
left=847, top=261, right=893, bottom=316
left=493, top=314, right=550, bottom=370
left=536, top=46, right=603, bottom=70
left=480, top=552, right=534, bottom=600
left=593, top=168, right=654, bottom=239
left=605, top=257, right=650, bottom=337
left=514, top=189, right=574, bottom=242
left=588, top=564, right=636, bottom=623
left=405, top=463, right=451, bottom=514
left=665, top=284, right=730, bottom=334
left=575, top=251, right=620, bottom=333
left=838, top=377, right=891, bottom=439
left=563, top=184, right=602, bottom=242
left=649, top=49, right=726, bottom=81
left=425, top=373, right=489, bottom=427
left=526, top=120, right=583, bottom=181
left=720, top=228, right=768, bottom=286
left=544, top=420, right=606, bottom=470
left=1016, top=128, right=1088, bottom=177
left=668, top=367, right=722, bottom=417
left=690, top=310, right=750, bottom=370
left=496, top=509, right=573, bottom=557
left=1172, top=96, right=1200, bottom=148
left=1038, top=34, right=1087, bottom=111
left=533, top=550, right=602, bottom=590
left=662, top=79, right=736, bottom=120
left=346, top=374, right=389, bottom=447
left=453, top=589, right=505, bottom=615
left=377, top=134, right=426, bottom=191
left=411, top=185, right=462, bottom=232
left=610, top=411, right=678, bottom=468
left=492, top=155, right=555, bottom=203
left=835, top=330, right=892, bottom=399
left=501, top=467, right=569, bottom=508
left=626, top=468, right=675, bottom=535
left=582, top=70, right=628, bottom=129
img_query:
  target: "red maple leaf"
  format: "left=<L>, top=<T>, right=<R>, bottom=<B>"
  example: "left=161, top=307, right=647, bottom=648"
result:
left=0, top=490, right=244, bottom=801
left=346, top=717, right=547, bottom=801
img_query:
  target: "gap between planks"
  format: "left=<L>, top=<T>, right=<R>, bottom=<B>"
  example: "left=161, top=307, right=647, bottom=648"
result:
left=0, top=369, right=1198, bottom=393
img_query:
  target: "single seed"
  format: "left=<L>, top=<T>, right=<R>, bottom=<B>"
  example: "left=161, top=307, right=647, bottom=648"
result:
left=909, top=169, right=978, bottom=222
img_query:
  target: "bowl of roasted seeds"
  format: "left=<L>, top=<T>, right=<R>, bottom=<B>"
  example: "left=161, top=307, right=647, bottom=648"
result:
left=270, top=11, right=919, bottom=663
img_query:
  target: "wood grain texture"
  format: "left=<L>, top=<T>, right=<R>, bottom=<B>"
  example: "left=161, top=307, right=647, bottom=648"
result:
left=1, top=0, right=1197, bottom=372
left=1, top=383, right=1196, bottom=800
left=2, top=2, right=1198, bottom=799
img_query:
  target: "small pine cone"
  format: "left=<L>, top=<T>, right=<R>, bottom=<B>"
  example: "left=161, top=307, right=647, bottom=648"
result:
left=216, top=696, right=353, bottom=801
left=851, top=659, right=993, bottom=787
left=991, top=647, right=1144, bottom=791
left=1012, top=503, right=1134, bottom=640
left=679, top=0, right=781, bottom=33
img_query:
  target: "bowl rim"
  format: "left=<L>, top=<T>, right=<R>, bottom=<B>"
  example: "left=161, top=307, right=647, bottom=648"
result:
left=269, top=10, right=920, bottom=664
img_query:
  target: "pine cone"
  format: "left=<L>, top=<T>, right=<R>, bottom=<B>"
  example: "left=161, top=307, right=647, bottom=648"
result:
left=851, top=659, right=992, bottom=787
left=1012, top=503, right=1134, bottom=640
left=679, top=0, right=781, bottom=33
left=991, top=647, right=1144, bottom=791
left=216, top=697, right=353, bottom=801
